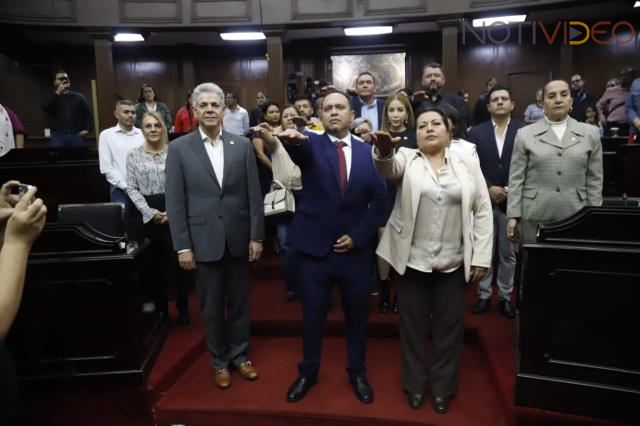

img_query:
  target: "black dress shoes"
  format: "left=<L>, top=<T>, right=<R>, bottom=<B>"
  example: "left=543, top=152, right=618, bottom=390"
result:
left=286, top=375, right=317, bottom=402
left=407, top=393, right=424, bottom=409
left=177, top=309, right=191, bottom=326
left=432, top=395, right=449, bottom=414
left=499, top=299, right=516, bottom=318
left=349, top=375, right=374, bottom=404
left=471, top=298, right=491, bottom=314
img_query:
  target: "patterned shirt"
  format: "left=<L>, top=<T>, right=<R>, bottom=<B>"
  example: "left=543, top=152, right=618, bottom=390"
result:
left=126, top=145, right=168, bottom=223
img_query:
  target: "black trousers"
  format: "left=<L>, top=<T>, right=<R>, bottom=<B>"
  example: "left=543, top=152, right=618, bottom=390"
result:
left=145, top=221, right=190, bottom=311
left=397, top=267, right=466, bottom=397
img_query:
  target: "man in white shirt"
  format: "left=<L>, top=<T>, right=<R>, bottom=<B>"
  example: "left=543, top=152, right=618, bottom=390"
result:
left=467, top=85, right=525, bottom=319
left=98, top=99, right=144, bottom=210
left=222, top=92, right=250, bottom=136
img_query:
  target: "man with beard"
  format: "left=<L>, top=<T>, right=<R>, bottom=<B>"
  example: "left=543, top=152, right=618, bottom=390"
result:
left=257, top=91, right=386, bottom=404
left=569, top=74, right=596, bottom=123
left=412, top=63, right=469, bottom=134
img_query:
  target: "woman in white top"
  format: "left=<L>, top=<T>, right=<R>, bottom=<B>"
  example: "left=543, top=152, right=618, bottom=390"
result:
left=371, top=107, right=493, bottom=414
left=127, top=112, right=191, bottom=326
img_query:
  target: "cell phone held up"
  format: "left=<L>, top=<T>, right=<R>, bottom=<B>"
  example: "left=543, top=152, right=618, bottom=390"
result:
left=11, top=184, right=32, bottom=199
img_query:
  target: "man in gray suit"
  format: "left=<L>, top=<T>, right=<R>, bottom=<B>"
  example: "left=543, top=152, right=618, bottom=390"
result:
left=166, top=82, right=264, bottom=389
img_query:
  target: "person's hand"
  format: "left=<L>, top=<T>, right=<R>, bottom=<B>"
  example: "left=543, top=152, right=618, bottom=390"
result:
left=291, top=116, right=310, bottom=128
left=78, top=130, right=89, bottom=137
left=412, top=90, right=427, bottom=104
left=178, top=250, right=197, bottom=270
left=370, top=131, right=401, bottom=157
left=333, top=234, right=354, bottom=253
left=507, top=218, right=519, bottom=241
left=252, top=122, right=277, bottom=147
left=248, top=241, right=263, bottom=262
left=324, top=85, right=338, bottom=94
left=468, top=266, right=488, bottom=283
left=4, top=186, right=47, bottom=248
left=488, top=186, right=508, bottom=204
left=55, top=80, right=70, bottom=95
left=277, top=128, right=309, bottom=145
left=152, top=211, right=167, bottom=224
left=0, top=180, right=21, bottom=223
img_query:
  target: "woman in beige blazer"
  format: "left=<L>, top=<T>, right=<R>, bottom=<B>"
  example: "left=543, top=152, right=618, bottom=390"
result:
left=507, top=80, right=603, bottom=244
left=371, top=107, right=493, bottom=414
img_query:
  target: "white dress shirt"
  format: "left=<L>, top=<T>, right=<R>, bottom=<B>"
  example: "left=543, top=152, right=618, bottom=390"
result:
left=222, top=105, right=250, bottom=136
left=200, top=127, right=224, bottom=187
left=98, top=124, right=144, bottom=189
left=327, top=133, right=352, bottom=179
left=492, top=118, right=510, bottom=158
left=359, top=97, right=380, bottom=131
left=407, top=150, right=464, bottom=273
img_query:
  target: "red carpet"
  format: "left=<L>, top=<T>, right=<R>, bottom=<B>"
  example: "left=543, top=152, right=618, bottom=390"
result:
left=155, top=336, right=508, bottom=426
left=19, top=254, right=631, bottom=425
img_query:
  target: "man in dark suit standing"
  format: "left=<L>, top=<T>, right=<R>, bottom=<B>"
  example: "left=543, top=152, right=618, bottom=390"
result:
left=258, top=91, right=386, bottom=404
left=468, top=85, right=524, bottom=318
left=350, top=71, right=385, bottom=131
left=412, top=63, right=470, bottom=133
left=165, top=82, right=264, bottom=389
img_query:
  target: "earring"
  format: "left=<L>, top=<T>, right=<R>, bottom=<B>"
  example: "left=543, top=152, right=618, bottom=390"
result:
left=569, top=106, right=573, bottom=113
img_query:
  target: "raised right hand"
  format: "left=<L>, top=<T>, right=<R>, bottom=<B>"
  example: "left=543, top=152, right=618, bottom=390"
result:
left=4, top=186, right=47, bottom=248
left=370, top=131, right=401, bottom=157
left=277, top=128, right=309, bottom=145
left=412, top=90, right=427, bottom=104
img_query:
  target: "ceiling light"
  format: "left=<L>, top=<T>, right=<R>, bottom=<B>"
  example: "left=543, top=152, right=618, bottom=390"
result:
left=344, top=26, right=393, bottom=36
left=114, top=33, right=145, bottom=42
left=472, top=15, right=527, bottom=28
left=220, top=32, right=266, bottom=41
left=635, top=1, right=640, bottom=7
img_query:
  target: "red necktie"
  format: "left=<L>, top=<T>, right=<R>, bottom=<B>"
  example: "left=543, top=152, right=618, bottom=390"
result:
left=335, top=141, right=347, bottom=198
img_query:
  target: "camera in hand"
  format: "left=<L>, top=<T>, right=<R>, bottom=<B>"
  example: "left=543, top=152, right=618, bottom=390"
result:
left=11, top=184, right=32, bottom=199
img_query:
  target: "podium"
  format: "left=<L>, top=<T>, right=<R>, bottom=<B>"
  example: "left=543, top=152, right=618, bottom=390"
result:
left=5, top=223, right=167, bottom=385
left=515, top=206, right=640, bottom=424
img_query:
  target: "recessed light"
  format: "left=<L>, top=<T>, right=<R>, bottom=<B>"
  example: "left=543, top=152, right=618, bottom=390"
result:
left=472, top=15, right=527, bottom=28
left=344, top=26, right=393, bottom=36
left=220, top=32, right=266, bottom=41
left=114, top=33, right=145, bottom=42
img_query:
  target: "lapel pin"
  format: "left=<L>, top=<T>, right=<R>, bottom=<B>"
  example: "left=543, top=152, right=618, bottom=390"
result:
left=230, top=140, right=235, bottom=145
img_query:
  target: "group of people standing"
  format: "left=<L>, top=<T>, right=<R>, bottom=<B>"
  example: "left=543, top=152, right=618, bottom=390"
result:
left=93, top=61, right=602, bottom=416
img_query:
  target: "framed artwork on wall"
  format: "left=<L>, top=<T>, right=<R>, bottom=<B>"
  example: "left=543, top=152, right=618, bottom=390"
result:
left=331, top=52, right=406, bottom=96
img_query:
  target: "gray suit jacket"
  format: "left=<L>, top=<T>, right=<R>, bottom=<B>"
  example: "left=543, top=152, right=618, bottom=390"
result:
left=165, top=129, right=264, bottom=261
left=507, top=117, right=603, bottom=243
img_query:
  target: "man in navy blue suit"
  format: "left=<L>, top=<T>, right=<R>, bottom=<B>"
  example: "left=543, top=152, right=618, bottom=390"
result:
left=258, top=91, right=386, bottom=404
left=467, top=85, right=524, bottom=319
left=350, top=71, right=386, bottom=131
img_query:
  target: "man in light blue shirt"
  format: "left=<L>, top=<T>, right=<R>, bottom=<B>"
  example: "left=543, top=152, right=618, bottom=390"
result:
left=350, top=71, right=385, bottom=131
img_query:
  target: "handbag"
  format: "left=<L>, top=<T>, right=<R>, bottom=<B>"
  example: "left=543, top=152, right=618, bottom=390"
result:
left=263, top=179, right=295, bottom=217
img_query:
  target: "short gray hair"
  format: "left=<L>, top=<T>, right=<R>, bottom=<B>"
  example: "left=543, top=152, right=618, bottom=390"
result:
left=191, top=82, right=225, bottom=106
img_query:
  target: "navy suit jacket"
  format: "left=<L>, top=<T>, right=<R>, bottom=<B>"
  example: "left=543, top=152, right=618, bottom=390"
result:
left=468, top=119, right=525, bottom=211
left=284, top=132, right=387, bottom=258
left=351, top=97, right=386, bottom=130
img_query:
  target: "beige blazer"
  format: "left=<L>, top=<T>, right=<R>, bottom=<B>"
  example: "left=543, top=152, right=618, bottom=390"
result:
left=506, top=117, right=603, bottom=243
left=373, top=146, right=493, bottom=282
